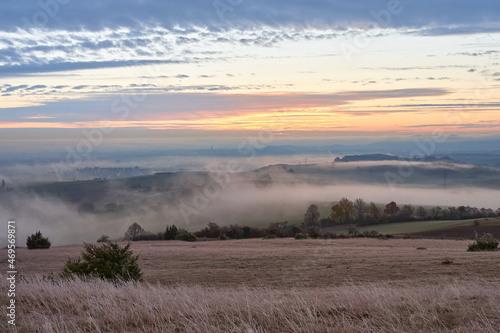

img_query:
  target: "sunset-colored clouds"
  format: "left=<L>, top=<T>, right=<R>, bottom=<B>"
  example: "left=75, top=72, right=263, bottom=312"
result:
left=0, top=1, right=499, bottom=140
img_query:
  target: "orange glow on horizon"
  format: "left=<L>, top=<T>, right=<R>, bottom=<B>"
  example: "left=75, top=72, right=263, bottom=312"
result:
left=1, top=105, right=499, bottom=135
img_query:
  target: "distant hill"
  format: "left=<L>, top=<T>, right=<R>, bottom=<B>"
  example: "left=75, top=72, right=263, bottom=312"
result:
left=21, top=157, right=500, bottom=203
left=334, top=154, right=458, bottom=163
left=335, top=154, right=401, bottom=162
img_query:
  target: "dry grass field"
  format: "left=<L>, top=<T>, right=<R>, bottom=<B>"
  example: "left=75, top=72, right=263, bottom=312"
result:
left=8, top=238, right=500, bottom=287
left=1, top=238, right=500, bottom=332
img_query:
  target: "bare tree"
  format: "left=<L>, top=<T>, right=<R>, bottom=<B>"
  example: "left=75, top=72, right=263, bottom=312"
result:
left=354, top=198, right=368, bottom=221
left=367, top=202, right=380, bottom=220
left=304, top=204, right=321, bottom=227
left=416, top=206, right=427, bottom=220
left=400, top=204, right=415, bottom=218
left=124, top=222, right=145, bottom=241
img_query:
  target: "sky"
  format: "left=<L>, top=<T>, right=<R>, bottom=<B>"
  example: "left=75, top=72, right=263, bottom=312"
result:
left=1, top=0, right=500, bottom=149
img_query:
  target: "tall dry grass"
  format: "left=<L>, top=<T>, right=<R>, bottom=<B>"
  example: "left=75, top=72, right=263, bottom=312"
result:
left=1, top=275, right=499, bottom=332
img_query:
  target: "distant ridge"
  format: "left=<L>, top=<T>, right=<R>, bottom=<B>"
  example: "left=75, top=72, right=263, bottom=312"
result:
left=335, top=154, right=458, bottom=163
left=335, top=154, right=400, bottom=162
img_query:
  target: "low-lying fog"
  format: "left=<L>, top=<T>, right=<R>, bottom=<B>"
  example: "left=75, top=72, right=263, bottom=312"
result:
left=1, top=180, right=499, bottom=246
left=0, top=154, right=338, bottom=183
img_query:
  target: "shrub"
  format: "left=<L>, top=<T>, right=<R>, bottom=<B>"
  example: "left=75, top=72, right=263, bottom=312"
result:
left=348, top=226, right=361, bottom=237
left=218, top=234, right=228, bottom=240
left=175, top=231, right=197, bottom=242
left=61, top=242, right=142, bottom=282
left=294, top=233, right=308, bottom=240
left=26, top=231, right=51, bottom=249
left=262, top=234, right=277, bottom=239
left=97, top=235, right=110, bottom=243
left=442, top=258, right=454, bottom=265
left=308, top=232, right=320, bottom=239
left=467, top=232, right=499, bottom=252
left=363, top=230, right=380, bottom=238
left=322, top=232, right=337, bottom=239
left=304, top=226, right=320, bottom=239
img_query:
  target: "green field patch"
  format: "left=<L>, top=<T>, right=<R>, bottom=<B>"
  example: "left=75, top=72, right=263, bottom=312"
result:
left=353, top=219, right=480, bottom=235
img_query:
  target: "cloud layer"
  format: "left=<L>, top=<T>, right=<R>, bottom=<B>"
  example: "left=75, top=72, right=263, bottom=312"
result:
left=1, top=0, right=499, bottom=32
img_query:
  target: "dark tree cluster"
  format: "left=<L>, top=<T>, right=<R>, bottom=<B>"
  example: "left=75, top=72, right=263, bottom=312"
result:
left=194, top=221, right=298, bottom=240
left=430, top=205, right=498, bottom=220
left=326, top=198, right=500, bottom=227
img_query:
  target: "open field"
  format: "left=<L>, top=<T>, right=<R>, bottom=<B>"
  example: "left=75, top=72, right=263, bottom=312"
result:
left=5, top=238, right=500, bottom=287
left=411, top=218, right=500, bottom=239
left=354, top=218, right=500, bottom=237
left=1, top=238, right=499, bottom=332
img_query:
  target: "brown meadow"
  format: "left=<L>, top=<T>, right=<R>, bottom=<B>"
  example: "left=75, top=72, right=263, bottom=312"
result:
left=1, top=238, right=499, bottom=332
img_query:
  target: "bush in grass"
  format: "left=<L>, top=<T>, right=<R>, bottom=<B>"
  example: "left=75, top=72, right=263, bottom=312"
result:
left=442, top=258, right=454, bottom=265
left=294, top=233, right=308, bottom=240
left=362, top=230, right=380, bottom=238
left=61, top=242, right=142, bottom=282
left=348, top=226, right=361, bottom=237
left=262, top=234, right=277, bottom=239
left=467, top=232, right=499, bottom=252
left=97, top=235, right=110, bottom=243
left=322, top=232, right=337, bottom=239
left=26, top=231, right=51, bottom=249
left=304, top=226, right=320, bottom=239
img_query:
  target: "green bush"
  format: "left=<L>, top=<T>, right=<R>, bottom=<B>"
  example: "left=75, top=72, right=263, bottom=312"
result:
left=467, top=232, right=499, bottom=252
left=26, top=231, right=51, bottom=249
left=61, top=242, right=143, bottom=282
left=294, top=233, right=308, bottom=240
left=218, top=234, right=228, bottom=240
left=175, top=232, right=197, bottom=242
left=309, top=232, right=320, bottom=239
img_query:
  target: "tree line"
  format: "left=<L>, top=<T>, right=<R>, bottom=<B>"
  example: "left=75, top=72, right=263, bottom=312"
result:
left=304, top=198, right=500, bottom=228
left=96, top=199, right=499, bottom=243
